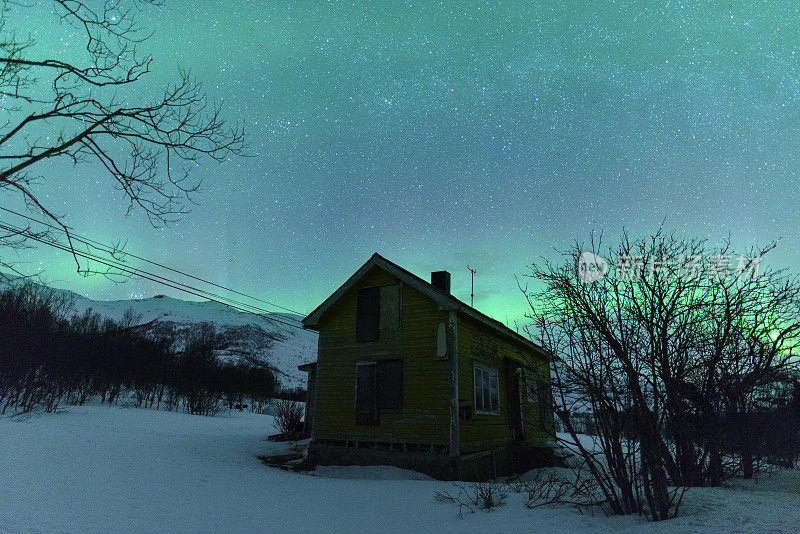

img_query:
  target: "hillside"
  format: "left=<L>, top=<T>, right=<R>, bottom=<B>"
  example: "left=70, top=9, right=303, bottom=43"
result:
left=5, top=281, right=317, bottom=389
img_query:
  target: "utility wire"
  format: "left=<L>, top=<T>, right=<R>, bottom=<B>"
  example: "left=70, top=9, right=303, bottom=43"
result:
left=0, top=205, right=307, bottom=316
left=0, top=222, right=306, bottom=331
left=0, top=219, right=304, bottom=331
left=0, top=219, right=309, bottom=332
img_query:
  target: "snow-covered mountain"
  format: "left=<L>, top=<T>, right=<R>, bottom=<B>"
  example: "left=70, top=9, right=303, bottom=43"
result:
left=77, top=294, right=317, bottom=389
left=7, top=281, right=318, bottom=389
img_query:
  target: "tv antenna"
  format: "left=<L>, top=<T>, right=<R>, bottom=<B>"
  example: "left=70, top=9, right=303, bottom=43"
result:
left=467, top=265, right=477, bottom=307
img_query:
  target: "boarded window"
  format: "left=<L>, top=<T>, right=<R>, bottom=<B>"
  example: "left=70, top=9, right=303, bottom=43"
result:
left=474, top=362, right=500, bottom=414
left=355, top=359, right=402, bottom=424
left=376, top=359, right=402, bottom=411
left=379, top=284, right=400, bottom=330
left=356, top=287, right=380, bottom=342
left=355, top=362, right=378, bottom=425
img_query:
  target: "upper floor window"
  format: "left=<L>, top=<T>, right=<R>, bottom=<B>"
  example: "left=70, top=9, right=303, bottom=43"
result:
left=356, top=284, right=400, bottom=342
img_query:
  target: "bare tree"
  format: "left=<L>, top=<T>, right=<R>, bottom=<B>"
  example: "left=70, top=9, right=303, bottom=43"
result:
left=520, top=230, right=800, bottom=520
left=0, top=0, right=244, bottom=275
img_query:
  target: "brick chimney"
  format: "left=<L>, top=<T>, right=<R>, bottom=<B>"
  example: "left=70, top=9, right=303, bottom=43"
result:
left=431, top=270, right=451, bottom=294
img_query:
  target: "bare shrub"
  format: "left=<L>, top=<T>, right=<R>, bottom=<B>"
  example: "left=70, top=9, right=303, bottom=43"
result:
left=435, top=481, right=507, bottom=518
left=273, top=399, right=304, bottom=434
left=508, top=464, right=610, bottom=516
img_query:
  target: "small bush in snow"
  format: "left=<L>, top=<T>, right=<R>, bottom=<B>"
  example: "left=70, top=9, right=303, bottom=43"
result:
left=435, top=481, right=507, bottom=518
left=273, top=399, right=304, bottom=434
left=508, top=466, right=607, bottom=515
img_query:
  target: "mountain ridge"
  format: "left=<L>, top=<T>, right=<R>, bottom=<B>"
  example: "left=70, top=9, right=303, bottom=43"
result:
left=3, top=280, right=317, bottom=389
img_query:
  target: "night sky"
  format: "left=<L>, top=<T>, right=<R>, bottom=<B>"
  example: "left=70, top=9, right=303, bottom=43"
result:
left=7, top=1, right=800, bottom=323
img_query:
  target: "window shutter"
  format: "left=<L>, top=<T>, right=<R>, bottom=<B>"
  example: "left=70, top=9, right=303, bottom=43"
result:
left=435, top=321, right=447, bottom=360
left=379, top=284, right=400, bottom=330
left=355, top=363, right=378, bottom=425
left=356, top=287, right=380, bottom=342
left=376, top=359, right=402, bottom=411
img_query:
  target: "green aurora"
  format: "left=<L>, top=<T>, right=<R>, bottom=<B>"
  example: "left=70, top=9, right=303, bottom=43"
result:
left=3, top=1, right=800, bottom=323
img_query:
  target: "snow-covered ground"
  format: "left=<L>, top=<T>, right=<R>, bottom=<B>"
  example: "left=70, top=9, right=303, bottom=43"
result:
left=1, top=405, right=798, bottom=533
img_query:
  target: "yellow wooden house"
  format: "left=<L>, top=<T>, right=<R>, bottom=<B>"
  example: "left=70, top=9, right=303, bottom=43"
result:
left=299, top=253, right=554, bottom=480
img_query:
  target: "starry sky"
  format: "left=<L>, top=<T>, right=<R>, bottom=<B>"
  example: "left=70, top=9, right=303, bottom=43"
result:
left=5, top=1, right=800, bottom=324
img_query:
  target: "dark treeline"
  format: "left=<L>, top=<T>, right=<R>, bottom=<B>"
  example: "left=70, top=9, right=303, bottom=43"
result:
left=0, top=282, right=295, bottom=416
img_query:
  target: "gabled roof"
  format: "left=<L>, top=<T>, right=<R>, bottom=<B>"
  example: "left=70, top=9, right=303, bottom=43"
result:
left=302, top=253, right=549, bottom=358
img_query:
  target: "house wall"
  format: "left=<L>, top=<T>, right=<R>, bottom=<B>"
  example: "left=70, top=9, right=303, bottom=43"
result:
left=312, top=266, right=452, bottom=446
left=457, top=315, right=552, bottom=455
left=303, top=368, right=316, bottom=435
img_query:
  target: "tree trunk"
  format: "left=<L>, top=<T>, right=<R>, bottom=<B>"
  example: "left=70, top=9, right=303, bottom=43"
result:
left=741, top=452, right=754, bottom=479
left=708, top=449, right=724, bottom=486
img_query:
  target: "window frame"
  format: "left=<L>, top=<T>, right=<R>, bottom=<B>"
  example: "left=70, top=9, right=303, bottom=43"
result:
left=473, top=361, right=500, bottom=415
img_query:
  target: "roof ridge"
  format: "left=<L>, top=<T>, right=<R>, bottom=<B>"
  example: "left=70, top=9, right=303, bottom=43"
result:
left=302, top=254, right=548, bottom=358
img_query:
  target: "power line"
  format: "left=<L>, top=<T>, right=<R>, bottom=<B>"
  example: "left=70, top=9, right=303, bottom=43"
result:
left=0, top=205, right=307, bottom=316
left=0, top=222, right=306, bottom=331
left=0, top=219, right=309, bottom=332
left=0, top=220, right=304, bottom=330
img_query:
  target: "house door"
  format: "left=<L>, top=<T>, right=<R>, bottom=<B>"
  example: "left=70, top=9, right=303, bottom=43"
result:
left=506, top=361, right=525, bottom=442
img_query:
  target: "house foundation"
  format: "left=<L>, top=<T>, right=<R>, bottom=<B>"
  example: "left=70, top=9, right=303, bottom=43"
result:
left=307, top=440, right=555, bottom=481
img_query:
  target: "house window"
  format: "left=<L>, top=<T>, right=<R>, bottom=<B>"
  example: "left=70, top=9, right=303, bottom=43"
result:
left=356, top=284, right=400, bottom=342
left=473, top=362, right=500, bottom=414
left=379, top=284, right=400, bottom=330
left=355, top=359, right=403, bottom=425
left=537, top=379, right=554, bottom=429
left=527, top=375, right=553, bottom=428
left=526, top=377, right=537, bottom=403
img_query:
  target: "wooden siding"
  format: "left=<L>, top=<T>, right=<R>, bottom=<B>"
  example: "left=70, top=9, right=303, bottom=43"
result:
left=312, top=266, right=452, bottom=445
left=457, top=315, right=552, bottom=454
